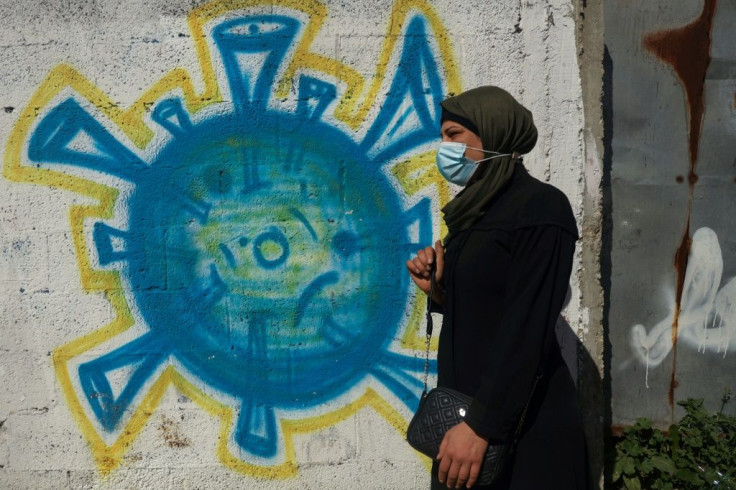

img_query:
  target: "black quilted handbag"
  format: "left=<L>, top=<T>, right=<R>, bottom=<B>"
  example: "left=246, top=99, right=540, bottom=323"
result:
left=406, top=387, right=509, bottom=485
left=406, top=269, right=538, bottom=486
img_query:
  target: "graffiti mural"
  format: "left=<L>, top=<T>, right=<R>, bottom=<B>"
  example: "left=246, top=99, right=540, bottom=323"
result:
left=607, top=0, right=736, bottom=424
left=631, top=227, right=736, bottom=378
left=3, top=0, right=459, bottom=476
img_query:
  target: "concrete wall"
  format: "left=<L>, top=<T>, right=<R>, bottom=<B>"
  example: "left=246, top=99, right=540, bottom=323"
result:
left=605, top=0, right=736, bottom=427
left=0, top=0, right=595, bottom=487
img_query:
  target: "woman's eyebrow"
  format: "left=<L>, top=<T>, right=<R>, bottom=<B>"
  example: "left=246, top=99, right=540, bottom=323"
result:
left=440, top=124, right=462, bottom=137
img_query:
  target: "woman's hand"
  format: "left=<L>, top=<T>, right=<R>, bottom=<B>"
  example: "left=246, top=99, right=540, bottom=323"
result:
left=406, top=240, right=445, bottom=304
left=437, top=422, right=489, bottom=489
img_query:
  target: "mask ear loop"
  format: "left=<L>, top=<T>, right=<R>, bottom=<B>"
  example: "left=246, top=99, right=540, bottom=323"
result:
left=473, top=152, right=512, bottom=164
left=463, top=146, right=516, bottom=163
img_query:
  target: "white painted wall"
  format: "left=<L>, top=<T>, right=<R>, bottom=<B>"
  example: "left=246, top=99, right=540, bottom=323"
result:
left=0, top=0, right=588, bottom=487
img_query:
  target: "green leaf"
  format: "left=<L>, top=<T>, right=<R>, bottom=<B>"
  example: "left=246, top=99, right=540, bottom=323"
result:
left=612, top=398, right=736, bottom=490
left=612, top=458, right=623, bottom=482
left=623, top=476, right=642, bottom=490
left=701, top=467, right=721, bottom=485
left=620, top=439, right=635, bottom=452
left=650, top=455, right=675, bottom=475
left=670, top=425, right=680, bottom=452
left=687, top=435, right=703, bottom=448
left=622, top=457, right=636, bottom=475
left=675, top=468, right=703, bottom=485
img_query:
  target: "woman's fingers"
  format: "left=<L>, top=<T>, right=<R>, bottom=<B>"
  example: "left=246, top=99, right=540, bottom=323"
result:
left=466, top=462, right=481, bottom=488
left=405, top=260, right=430, bottom=294
left=434, top=240, right=445, bottom=282
left=406, top=244, right=443, bottom=297
left=455, top=462, right=471, bottom=489
left=435, top=423, right=488, bottom=487
left=417, top=247, right=435, bottom=272
left=413, top=247, right=435, bottom=276
left=437, top=453, right=451, bottom=485
left=411, top=257, right=429, bottom=278
left=445, top=460, right=464, bottom=489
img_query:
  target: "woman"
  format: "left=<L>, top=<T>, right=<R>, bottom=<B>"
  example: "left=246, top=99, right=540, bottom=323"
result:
left=406, top=86, right=589, bottom=489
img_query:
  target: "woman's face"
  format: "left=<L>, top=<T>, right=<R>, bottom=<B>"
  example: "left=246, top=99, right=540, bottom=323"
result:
left=440, top=120, right=485, bottom=162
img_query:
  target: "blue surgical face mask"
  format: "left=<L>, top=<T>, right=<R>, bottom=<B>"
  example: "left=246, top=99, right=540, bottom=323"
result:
left=436, top=142, right=511, bottom=186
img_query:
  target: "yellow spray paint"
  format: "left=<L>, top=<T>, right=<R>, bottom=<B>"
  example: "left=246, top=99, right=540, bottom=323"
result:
left=3, top=0, right=458, bottom=478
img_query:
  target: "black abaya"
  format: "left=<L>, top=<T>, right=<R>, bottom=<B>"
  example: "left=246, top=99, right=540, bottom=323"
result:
left=431, top=164, right=589, bottom=489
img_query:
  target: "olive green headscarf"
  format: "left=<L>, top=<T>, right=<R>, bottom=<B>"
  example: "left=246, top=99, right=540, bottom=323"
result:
left=440, top=86, right=538, bottom=237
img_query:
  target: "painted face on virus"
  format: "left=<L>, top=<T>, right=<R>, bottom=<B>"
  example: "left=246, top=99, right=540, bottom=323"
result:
left=128, top=109, right=404, bottom=411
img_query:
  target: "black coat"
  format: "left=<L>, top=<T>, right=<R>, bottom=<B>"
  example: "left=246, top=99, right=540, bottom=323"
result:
left=431, top=164, right=590, bottom=489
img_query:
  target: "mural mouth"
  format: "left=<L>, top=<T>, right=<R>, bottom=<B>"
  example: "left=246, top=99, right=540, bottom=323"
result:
left=295, top=270, right=340, bottom=329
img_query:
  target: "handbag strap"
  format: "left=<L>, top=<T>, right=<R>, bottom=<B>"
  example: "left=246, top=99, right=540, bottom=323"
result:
left=511, top=374, right=540, bottom=444
left=421, top=267, right=435, bottom=394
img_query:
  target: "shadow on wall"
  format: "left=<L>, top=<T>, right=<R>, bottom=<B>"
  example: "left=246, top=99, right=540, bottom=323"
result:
left=556, top=288, right=606, bottom=488
left=601, top=43, right=615, bottom=486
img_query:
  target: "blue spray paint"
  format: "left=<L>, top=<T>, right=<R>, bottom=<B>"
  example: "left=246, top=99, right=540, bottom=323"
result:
left=27, top=13, right=444, bottom=460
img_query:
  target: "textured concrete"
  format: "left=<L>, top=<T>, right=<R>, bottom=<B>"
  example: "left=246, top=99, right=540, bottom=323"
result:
left=0, top=0, right=598, bottom=487
left=605, top=0, right=736, bottom=429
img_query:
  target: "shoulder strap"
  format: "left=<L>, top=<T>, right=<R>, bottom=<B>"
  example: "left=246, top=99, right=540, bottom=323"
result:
left=421, top=268, right=435, bottom=394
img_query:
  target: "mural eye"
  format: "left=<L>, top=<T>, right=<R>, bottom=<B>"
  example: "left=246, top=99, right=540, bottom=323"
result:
left=331, top=230, right=358, bottom=259
left=228, top=21, right=286, bottom=36
left=253, top=227, right=290, bottom=269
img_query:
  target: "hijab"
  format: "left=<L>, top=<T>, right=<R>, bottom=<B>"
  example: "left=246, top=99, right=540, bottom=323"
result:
left=440, top=86, right=538, bottom=238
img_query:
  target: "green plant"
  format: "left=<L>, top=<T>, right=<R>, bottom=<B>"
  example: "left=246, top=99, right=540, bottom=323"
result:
left=611, top=397, right=736, bottom=489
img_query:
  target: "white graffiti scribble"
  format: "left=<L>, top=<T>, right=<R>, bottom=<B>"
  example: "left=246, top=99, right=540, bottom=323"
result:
left=631, top=228, right=736, bottom=385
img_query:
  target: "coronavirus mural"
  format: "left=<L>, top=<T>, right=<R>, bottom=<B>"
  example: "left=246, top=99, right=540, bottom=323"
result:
left=3, top=0, right=459, bottom=477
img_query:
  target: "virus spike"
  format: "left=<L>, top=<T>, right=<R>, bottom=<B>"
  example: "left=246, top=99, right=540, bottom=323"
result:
left=235, top=400, right=279, bottom=457
left=391, top=151, right=450, bottom=237
left=93, top=222, right=130, bottom=266
left=151, top=98, right=193, bottom=137
left=380, top=350, right=436, bottom=375
left=370, top=365, right=422, bottom=410
left=78, top=333, right=166, bottom=431
left=373, top=351, right=437, bottom=409
left=27, top=98, right=146, bottom=181
left=213, top=15, right=301, bottom=112
left=297, top=75, right=337, bottom=121
left=360, top=16, right=445, bottom=162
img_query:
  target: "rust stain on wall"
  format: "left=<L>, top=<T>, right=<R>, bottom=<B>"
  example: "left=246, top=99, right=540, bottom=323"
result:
left=642, top=0, right=717, bottom=417
left=643, top=0, right=716, bottom=174
left=669, top=222, right=691, bottom=408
